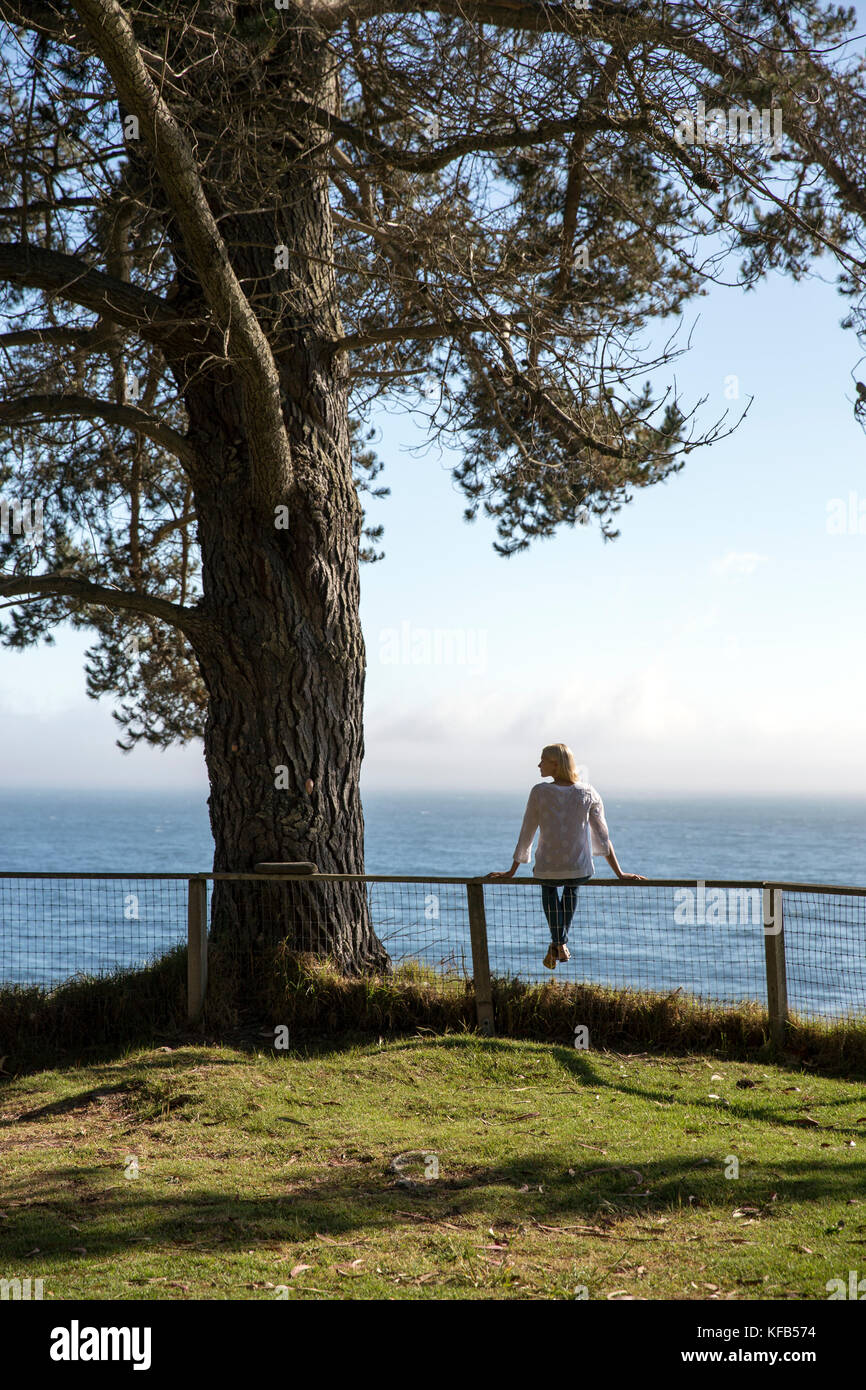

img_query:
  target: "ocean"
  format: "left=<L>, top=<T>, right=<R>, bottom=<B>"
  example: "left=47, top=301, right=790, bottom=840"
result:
left=1, top=789, right=865, bottom=1016
left=1, top=786, right=864, bottom=882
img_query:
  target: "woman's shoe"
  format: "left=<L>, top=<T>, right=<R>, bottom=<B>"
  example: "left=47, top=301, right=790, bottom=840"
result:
left=543, top=945, right=557, bottom=970
left=557, top=945, right=570, bottom=963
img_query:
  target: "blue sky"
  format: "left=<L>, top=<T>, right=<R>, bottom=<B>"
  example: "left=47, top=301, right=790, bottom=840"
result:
left=3, top=112, right=866, bottom=795
left=358, top=263, right=866, bottom=794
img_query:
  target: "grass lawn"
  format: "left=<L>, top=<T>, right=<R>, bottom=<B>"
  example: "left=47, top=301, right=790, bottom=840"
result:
left=1, top=1034, right=864, bottom=1300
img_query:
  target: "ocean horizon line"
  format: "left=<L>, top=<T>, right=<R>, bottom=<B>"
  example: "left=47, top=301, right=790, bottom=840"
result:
left=2, top=785, right=866, bottom=802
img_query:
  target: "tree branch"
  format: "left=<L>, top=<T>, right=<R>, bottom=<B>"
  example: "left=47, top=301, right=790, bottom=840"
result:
left=331, top=315, right=495, bottom=354
left=650, top=9, right=866, bottom=228
left=314, top=1, right=862, bottom=251
left=0, top=196, right=100, bottom=217
left=304, top=0, right=613, bottom=33
left=0, top=324, right=113, bottom=351
left=70, top=0, right=292, bottom=508
left=147, top=510, right=197, bottom=546
left=0, top=393, right=196, bottom=467
left=292, top=91, right=648, bottom=172
left=0, top=243, right=206, bottom=352
left=0, top=570, right=206, bottom=635
left=0, top=0, right=92, bottom=45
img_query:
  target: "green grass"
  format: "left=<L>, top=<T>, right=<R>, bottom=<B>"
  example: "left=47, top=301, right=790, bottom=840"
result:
left=2, top=1035, right=865, bottom=1300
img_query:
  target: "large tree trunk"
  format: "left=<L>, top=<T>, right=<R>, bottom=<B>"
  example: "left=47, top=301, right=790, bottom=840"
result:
left=183, top=362, right=388, bottom=973
left=181, top=313, right=388, bottom=972
left=191, top=418, right=386, bottom=969
left=163, top=23, right=389, bottom=975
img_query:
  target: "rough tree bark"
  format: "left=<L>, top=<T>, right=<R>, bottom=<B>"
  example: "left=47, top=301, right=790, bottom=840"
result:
left=168, top=38, right=386, bottom=969
left=181, top=330, right=383, bottom=966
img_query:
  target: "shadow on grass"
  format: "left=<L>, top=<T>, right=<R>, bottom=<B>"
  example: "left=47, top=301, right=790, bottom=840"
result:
left=1, top=1144, right=862, bottom=1268
left=5, top=1081, right=135, bottom=1123
left=379, top=1035, right=866, bottom=1139
left=3, top=1035, right=864, bottom=1171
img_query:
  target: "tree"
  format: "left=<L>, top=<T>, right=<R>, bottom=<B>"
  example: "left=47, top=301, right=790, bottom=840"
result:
left=0, top=0, right=860, bottom=969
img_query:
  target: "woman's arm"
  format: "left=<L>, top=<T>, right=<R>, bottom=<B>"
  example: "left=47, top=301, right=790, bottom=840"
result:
left=487, top=859, right=519, bottom=880
left=488, top=788, right=538, bottom=879
left=590, top=791, right=646, bottom=882
left=605, top=843, right=647, bottom=884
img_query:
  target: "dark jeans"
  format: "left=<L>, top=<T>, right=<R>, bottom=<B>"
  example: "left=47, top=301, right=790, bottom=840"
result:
left=541, top=876, right=591, bottom=946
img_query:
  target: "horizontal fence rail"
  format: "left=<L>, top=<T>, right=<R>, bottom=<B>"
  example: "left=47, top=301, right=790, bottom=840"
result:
left=1, top=872, right=865, bottom=1038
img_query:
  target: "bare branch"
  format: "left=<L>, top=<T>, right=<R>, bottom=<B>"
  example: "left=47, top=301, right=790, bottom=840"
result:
left=0, top=392, right=196, bottom=467
left=0, top=324, right=113, bottom=351
left=331, top=315, right=493, bottom=353
left=303, top=0, right=599, bottom=33
left=148, top=510, right=197, bottom=546
left=0, top=243, right=205, bottom=351
left=0, top=570, right=206, bottom=635
left=0, top=196, right=99, bottom=216
left=70, top=0, right=292, bottom=507
left=293, top=91, right=652, bottom=173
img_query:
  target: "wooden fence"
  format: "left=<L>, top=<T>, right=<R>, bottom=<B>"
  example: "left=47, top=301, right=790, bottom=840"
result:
left=4, top=866, right=862, bottom=1042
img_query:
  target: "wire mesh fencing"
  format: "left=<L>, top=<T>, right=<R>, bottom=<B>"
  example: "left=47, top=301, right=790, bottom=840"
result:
left=207, top=875, right=471, bottom=993
left=484, top=880, right=769, bottom=1006
left=779, top=887, right=866, bottom=1021
left=0, top=875, right=191, bottom=988
left=366, top=879, right=472, bottom=985
left=1, top=873, right=865, bottom=1026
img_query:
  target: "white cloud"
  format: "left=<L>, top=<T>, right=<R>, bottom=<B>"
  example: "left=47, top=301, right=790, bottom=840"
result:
left=362, top=642, right=866, bottom=793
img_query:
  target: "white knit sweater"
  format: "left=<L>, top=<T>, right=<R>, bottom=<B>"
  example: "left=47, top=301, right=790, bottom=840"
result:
left=513, top=781, right=612, bottom=879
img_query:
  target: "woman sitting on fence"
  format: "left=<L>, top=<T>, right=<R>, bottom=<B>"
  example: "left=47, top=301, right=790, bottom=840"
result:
left=487, top=743, right=646, bottom=970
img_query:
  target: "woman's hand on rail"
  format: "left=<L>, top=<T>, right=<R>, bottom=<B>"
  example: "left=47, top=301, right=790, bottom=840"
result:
left=617, top=872, right=647, bottom=883
left=487, top=865, right=517, bottom=880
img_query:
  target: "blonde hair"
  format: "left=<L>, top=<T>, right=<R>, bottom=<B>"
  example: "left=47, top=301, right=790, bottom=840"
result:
left=541, top=743, right=580, bottom=784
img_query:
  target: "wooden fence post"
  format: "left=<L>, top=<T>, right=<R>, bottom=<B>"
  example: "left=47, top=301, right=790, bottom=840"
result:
left=466, top=881, right=495, bottom=1036
left=763, top=886, right=788, bottom=1048
left=187, top=876, right=208, bottom=1023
